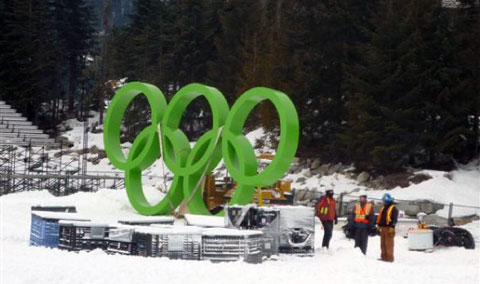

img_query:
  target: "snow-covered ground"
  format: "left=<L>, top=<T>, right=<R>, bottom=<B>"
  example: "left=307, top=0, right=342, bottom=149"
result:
left=2, top=116, right=479, bottom=283
left=1, top=189, right=479, bottom=284
left=62, top=115, right=106, bottom=151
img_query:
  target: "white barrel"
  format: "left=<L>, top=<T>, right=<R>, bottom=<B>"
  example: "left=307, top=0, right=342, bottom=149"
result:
left=408, top=229, right=434, bottom=250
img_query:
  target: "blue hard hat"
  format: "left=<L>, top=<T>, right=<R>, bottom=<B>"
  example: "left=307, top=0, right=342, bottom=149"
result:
left=382, top=193, right=393, bottom=203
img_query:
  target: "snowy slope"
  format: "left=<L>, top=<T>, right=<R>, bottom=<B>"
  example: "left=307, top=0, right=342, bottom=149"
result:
left=57, top=115, right=480, bottom=217
left=286, top=166, right=480, bottom=217
left=1, top=190, right=479, bottom=284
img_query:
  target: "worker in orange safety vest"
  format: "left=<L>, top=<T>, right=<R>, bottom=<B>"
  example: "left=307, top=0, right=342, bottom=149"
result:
left=351, top=192, right=374, bottom=255
left=376, top=193, right=399, bottom=262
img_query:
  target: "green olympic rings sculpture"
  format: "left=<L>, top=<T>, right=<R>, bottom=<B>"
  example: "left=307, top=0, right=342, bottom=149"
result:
left=104, top=82, right=299, bottom=216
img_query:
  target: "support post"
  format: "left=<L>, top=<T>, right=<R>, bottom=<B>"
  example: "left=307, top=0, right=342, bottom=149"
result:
left=338, top=193, right=344, bottom=217
left=448, top=202, right=454, bottom=226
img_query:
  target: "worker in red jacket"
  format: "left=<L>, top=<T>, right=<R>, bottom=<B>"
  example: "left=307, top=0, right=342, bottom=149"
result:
left=316, top=189, right=338, bottom=249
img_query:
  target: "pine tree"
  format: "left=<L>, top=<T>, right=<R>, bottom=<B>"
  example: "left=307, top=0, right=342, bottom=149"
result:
left=340, top=0, right=479, bottom=171
left=54, top=0, right=96, bottom=113
left=0, top=0, right=62, bottom=126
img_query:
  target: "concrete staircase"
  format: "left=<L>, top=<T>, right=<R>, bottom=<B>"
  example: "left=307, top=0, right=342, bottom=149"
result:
left=0, top=100, right=58, bottom=147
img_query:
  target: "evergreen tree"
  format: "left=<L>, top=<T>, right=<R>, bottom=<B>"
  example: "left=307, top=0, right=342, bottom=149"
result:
left=0, top=0, right=96, bottom=129
left=0, top=0, right=61, bottom=126
left=54, top=0, right=96, bottom=113
left=104, top=0, right=478, bottom=170
left=340, top=0, right=479, bottom=171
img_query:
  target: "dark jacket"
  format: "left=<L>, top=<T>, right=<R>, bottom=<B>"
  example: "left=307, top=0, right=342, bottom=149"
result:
left=376, top=203, right=399, bottom=227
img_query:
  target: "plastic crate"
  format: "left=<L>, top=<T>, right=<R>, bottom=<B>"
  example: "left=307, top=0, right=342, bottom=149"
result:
left=108, top=240, right=137, bottom=255
left=157, top=233, right=202, bottom=260
left=202, top=228, right=264, bottom=264
left=133, top=231, right=158, bottom=257
left=58, top=221, right=112, bottom=251
left=107, top=228, right=137, bottom=255
left=277, top=206, right=315, bottom=255
left=226, top=206, right=281, bottom=256
left=134, top=226, right=203, bottom=260
left=29, top=211, right=89, bottom=248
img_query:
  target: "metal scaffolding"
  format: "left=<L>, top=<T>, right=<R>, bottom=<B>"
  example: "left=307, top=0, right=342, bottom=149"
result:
left=0, top=144, right=124, bottom=196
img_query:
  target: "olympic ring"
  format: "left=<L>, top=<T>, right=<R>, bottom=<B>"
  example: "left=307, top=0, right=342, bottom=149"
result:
left=104, top=82, right=299, bottom=216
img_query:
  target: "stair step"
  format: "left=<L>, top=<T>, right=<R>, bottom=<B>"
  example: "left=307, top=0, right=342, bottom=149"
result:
left=0, top=120, right=32, bottom=126
left=0, top=141, right=59, bottom=147
left=0, top=116, right=27, bottom=121
left=0, top=108, right=17, bottom=113
left=0, top=136, right=55, bottom=143
left=0, top=101, right=58, bottom=148
left=0, top=129, right=44, bottom=134
left=0, top=112, right=23, bottom=118
left=0, top=132, right=49, bottom=139
left=0, top=123, right=38, bottom=129
left=0, top=125, right=42, bottom=132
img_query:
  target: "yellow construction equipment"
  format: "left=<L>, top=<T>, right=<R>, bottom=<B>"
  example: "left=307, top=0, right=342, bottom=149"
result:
left=202, top=153, right=296, bottom=212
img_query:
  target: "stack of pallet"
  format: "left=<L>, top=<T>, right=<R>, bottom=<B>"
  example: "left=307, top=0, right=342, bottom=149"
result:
left=106, top=225, right=264, bottom=263
left=58, top=220, right=112, bottom=251
left=133, top=226, right=203, bottom=260
left=28, top=208, right=282, bottom=263
left=30, top=211, right=89, bottom=247
left=201, top=228, right=264, bottom=263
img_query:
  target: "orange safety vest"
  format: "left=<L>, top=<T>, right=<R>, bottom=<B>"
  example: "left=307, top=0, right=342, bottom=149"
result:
left=354, top=202, right=372, bottom=224
left=376, top=204, right=395, bottom=226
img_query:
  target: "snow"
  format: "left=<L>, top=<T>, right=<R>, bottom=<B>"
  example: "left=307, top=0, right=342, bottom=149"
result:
left=1, top=190, right=479, bottom=284
left=58, top=220, right=109, bottom=227
left=184, top=214, right=225, bottom=228
left=59, top=115, right=479, bottom=217
left=62, top=112, right=106, bottom=151
left=2, top=116, right=480, bottom=283
left=201, top=228, right=263, bottom=237
left=58, top=112, right=479, bottom=218
left=118, top=216, right=175, bottom=224
left=286, top=165, right=480, bottom=218
left=31, top=211, right=89, bottom=221
left=133, top=225, right=203, bottom=235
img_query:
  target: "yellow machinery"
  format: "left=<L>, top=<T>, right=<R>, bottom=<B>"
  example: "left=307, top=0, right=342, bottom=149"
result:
left=203, top=175, right=236, bottom=211
left=202, top=153, right=296, bottom=211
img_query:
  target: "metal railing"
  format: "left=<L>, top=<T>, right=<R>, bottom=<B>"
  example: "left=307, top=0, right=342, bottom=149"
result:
left=333, top=192, right=480, bottom=226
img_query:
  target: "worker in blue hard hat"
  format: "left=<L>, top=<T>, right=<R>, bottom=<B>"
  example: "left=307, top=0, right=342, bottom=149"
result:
left=376, top=193, right=399, bottom=262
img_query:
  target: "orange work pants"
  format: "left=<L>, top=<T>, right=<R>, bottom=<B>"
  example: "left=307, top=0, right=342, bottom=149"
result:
left=380, top=227, right=395, bottom=262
